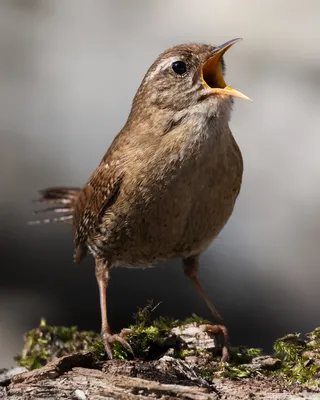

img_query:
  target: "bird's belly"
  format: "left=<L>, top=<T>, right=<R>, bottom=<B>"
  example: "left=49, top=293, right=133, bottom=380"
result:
left=171, top=169, right=241, bottom=258
left=92, top=141, right=242, bottom=266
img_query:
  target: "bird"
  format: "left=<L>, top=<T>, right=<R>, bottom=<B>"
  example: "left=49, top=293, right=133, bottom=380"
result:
left=31, top=38, right=250, bottom=362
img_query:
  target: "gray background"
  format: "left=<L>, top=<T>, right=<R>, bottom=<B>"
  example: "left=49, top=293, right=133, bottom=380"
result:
left=1, top=0, right=319, bottom=367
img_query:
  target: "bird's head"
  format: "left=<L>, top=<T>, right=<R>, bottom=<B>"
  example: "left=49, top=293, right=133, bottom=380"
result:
left=131, top=39, right=250, bottom=124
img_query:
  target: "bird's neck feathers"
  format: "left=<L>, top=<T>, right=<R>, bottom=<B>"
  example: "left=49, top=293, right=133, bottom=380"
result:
left=126, top=95, right=233, bottom=142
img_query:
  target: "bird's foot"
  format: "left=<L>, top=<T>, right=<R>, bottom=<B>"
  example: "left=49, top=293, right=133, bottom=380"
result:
left=199, top=323, right=229, bottom=362
left=102, top=328, right=134, bottom=359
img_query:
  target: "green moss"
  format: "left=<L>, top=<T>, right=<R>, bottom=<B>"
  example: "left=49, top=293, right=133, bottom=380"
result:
left=15, top=318, right=100, bottom=370
left=202, top=328, right=320, bottom=384
left=200, top=363, right=256, bottom=381
left=175, top=349, right=193, bottom=359
left=201, top=328, right=320, bottom=384
left=88, top=338, right=131, bottom=361
left=274, top=333, right=306, bottom=364
left=183, top=313, right=211, bottom=326
left=219, top=364, right=256, bottom=379
left=153, top=316, right=179, bottom=333
left=200, top=366, right=216, bottom=381
left=122, top=302, right=212, bottom=359
left=14, top=305, right=266, bottom=371
left=229, top=346, right=262, bottom=365
left=16, top=302, right=217, bottom=367
left=125, top=302, right=171, bottom=358
left=90, top=340, right=106, bottom=361
left=308, top=327, right=320, bottom=341
left=87, top=302, right=189, bottom=361
left=127, top=325, right=160, bottom=358
left=273, top=329, right=320, bottom=387
left=16, top=306, right=320, bottom=389
left=110, top=341, right=130, bottom=360
left=133, top=301, right=157, bottom=327
left=199, top=346, right=262, bottom=381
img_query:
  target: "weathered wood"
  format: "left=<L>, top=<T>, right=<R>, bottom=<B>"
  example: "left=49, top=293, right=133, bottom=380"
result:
left=2, top=353, right=217, bottom=399
left=2, top=353, right=320, bottom=399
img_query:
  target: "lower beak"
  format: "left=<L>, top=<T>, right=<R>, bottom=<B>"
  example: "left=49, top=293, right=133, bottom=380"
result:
left=201, top=38, right=251, bottom=101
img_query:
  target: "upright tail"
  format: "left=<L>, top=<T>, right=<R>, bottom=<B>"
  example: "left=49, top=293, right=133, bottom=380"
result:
left=29, top=187, right=81, bottom=225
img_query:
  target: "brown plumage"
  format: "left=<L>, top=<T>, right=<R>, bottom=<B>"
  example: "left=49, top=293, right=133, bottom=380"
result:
left=32, top=39, right=250, bottom=361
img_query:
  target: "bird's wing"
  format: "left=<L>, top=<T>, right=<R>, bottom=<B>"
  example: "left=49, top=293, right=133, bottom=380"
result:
left=72, top=160, right=124, bottom=263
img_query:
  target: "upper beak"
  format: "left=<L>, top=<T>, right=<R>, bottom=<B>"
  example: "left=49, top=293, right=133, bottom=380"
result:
left=201, top=38, right=251, bottom=101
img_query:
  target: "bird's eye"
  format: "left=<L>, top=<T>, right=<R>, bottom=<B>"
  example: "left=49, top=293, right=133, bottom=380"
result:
left=171, top=61, right=187, bottom=75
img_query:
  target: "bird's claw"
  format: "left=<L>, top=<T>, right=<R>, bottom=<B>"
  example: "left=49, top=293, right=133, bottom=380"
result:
left=200, top=323, right=229, bottom=363
left=102, top=328, right=134, bottom=359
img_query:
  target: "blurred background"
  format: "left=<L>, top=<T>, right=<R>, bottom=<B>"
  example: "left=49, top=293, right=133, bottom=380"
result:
left=1, top=0, right=320, bottom=367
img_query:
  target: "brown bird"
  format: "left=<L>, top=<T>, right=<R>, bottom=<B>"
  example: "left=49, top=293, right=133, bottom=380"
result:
left=32, top=38, right=250, bottom=362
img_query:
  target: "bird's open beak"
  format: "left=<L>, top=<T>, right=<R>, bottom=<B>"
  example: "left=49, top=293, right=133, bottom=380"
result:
left=201, top=38, right=251, bottom=101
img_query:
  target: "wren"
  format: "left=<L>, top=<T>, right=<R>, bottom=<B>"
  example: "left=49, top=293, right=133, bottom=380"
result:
left=32, top=38, right=250, bottom=361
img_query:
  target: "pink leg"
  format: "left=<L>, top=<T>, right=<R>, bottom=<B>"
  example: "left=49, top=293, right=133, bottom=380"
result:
left=183, top=255, right=229, bottom=362
left=95, top=257, right=133, bottom=359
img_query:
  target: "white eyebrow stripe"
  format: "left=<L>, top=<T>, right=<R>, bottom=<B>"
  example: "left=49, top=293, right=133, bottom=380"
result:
left=144, top=56, right=177, bottom=83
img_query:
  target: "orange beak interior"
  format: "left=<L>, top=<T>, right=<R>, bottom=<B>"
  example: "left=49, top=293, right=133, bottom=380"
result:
left=201, top=38, right=251, bottom=101
left=201, top=52, right=227, bottom=89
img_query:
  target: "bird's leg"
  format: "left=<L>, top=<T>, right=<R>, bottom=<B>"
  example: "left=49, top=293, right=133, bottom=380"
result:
left=183, top=255, right=229, bottom=362
left=95, top=257, right=133, bottom=359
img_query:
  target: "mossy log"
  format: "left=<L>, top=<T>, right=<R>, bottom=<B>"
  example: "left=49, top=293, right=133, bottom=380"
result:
left=1, top=304, right=320, bottom=399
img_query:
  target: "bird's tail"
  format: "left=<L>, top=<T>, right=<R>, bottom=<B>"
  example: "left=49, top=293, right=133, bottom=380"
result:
left=29, top=187, right=81, bottom=225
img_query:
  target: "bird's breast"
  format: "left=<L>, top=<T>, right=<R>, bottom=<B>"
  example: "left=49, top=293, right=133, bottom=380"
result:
left=95, top=125, right=243, bottom=265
